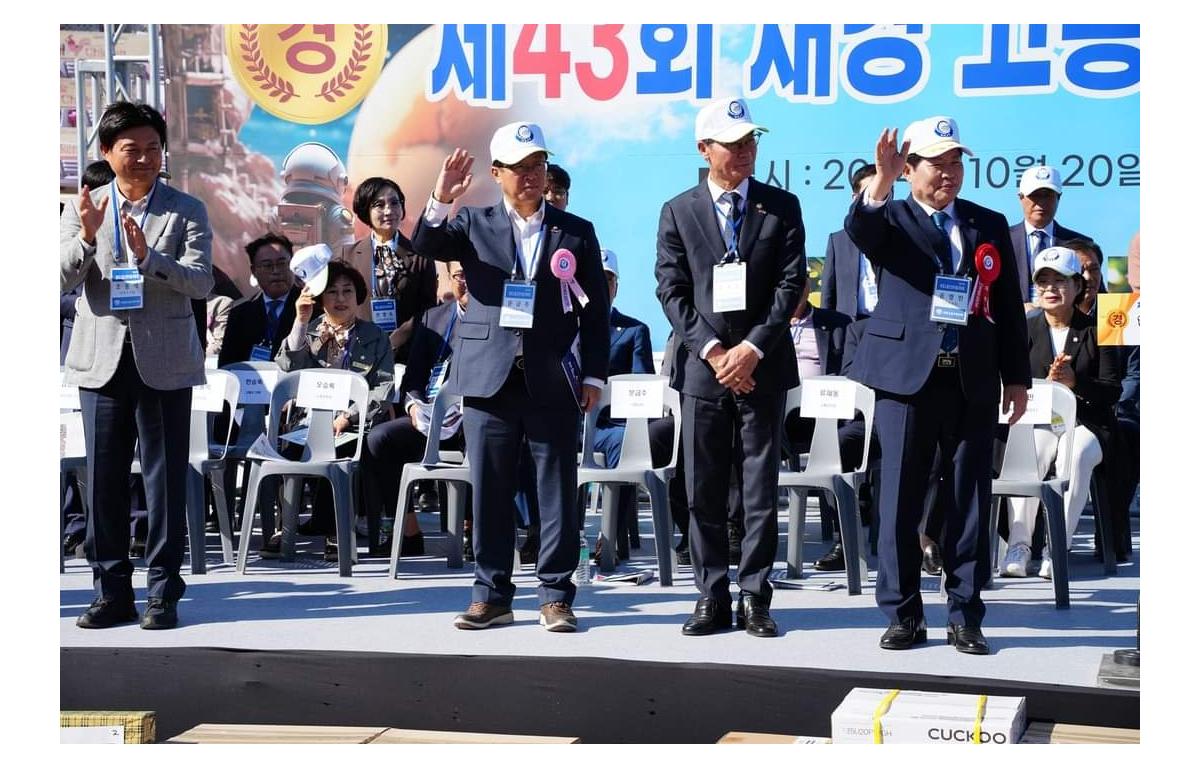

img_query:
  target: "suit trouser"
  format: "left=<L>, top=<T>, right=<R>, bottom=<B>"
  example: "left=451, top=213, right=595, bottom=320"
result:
left=78, top=342, right=191, bottom=603
left=873, top=365, right=996, bottom=627
left=683, top=389, right=785, bottom=605
left=463, top=368, right=580, bottom=607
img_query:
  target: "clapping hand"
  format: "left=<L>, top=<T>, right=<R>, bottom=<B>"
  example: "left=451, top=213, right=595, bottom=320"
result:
left=121, top=213, right=148, bottom=264
left=77, top=185, right=110, bottom=245
left=434, top=148, right=475, bottom=204
left=1048, top=353, right=1076, bottom=389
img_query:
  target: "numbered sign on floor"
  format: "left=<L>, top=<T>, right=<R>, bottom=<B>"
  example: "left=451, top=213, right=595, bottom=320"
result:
left=296, top=371, right=351, bottom=411
left=611, top=379, right=665, bottom=419
left=800, top=378, right=856, bottom=420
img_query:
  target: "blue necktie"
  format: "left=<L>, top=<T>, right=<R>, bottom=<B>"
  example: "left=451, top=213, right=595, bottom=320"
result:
left=265, top=299, right=282, bottom=343
left=931, top=210, right=954, bottom=274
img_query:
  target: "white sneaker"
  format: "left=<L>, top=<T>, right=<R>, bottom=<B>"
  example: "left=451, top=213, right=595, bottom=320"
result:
left=1002, top=543, right=1032, bottom=577
left=1038, top=558, right=1053, bottom=580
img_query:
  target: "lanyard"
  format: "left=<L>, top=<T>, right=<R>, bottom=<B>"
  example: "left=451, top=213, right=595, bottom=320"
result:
left=111, top=181, right=156, bottom=264
left=511, top=223, right=545, bottom=282
left=370, top=232, right=400, bottom=298
left=435, top=311, right=458, bottom=364
left=338, top=327, right=357, bottom=370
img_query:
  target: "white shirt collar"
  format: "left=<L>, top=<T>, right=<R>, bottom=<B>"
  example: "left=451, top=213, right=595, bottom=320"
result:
left=370, top=231, right=400, bottom=251
left=706, top=176, right=750, bottom=206
left=1024, top=219, right=1055, bottom=238
left=113, top=179, right=158, bottom=214
left=502, top=197, right=546, bottom=230
left=912, top=197, right=958, bottom=223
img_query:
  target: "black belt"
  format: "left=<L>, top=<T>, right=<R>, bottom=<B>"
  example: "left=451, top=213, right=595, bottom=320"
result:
left=935, top=352, right=958, bottom=368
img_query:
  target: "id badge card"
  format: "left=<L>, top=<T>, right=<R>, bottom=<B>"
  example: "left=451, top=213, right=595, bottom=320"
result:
left=426, top=361, right=449, bottom=400
left=371, top=298, right=398, bottom=332
left=930, top=275, right=971, bottom=326
left=110, top=266, right=144, bottom=311
left=250, top=344, right=273, bottom=362
left=499, top=280, right=536, bottom=329
left=712, top=262, right=747, bottom=313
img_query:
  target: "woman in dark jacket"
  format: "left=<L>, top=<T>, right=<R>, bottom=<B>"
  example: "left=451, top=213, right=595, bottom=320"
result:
left=1001, top=246, right=1122, bottom=579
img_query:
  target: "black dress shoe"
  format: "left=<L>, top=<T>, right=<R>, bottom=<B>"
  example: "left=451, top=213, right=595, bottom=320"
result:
left=681, top=597, right=733, bottom=636
left=814, top=541, right=845, bottom=571
left=77, top=598, right=138, bottom=629
left=922, top=542, right=943, bottom=575
left=736, top=593, right=778, bottom=637
left=63, top=532, right=85, bottom=559
left=947, top=624, right=990, bottom=655
left=675, top=547, right=691, bottom=566
left=141, top=598, right=179, bottom=630
left=879, top=617, right=927, bottom=650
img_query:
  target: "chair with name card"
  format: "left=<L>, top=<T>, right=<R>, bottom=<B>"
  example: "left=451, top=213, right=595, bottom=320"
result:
left=183, top=369, right=240, bottom=573
left=235, top=368, right=370, bottom=576
left=221, top=361, right=285, bottom=534
left=776, top=375, right=875, bottom=595
left=387, top=384, right=471, bottom=577
left=577, top=374, right=682, bottom=585
left=988, top=379, right=1078, bottom=608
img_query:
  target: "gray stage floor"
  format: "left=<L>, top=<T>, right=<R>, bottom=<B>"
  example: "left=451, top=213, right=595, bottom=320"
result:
left=60, top=502, right=1139, bottom=690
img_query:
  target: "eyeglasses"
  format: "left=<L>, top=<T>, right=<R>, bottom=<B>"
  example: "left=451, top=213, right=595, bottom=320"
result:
left=253, top=260, right=290, bottom=273
left=1034, top=276, right=1073, bottom=291
left=500, top=160, right=547, bottom=176
left=449, top=273, right=466, bottom=283
left=709, top=132, right=761, bottom=152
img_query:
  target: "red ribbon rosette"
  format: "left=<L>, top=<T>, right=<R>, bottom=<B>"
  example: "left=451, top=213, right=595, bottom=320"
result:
left=970, top=243, right=1001, bottom=323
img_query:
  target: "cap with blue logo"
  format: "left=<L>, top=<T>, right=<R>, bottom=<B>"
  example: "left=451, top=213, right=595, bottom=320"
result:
left=289, top=243, right=334, bottom=295
left=600, top=248, right=619, bottom=278
left=901, top=116, right=973, bottom=159
left=1033, top=246, right=1082, bottom=279
left=1019, top=165, right=1063, bottom=196
left=695, top=98, right=768, bottom=143
left=490, top=121, right=552, bottom=165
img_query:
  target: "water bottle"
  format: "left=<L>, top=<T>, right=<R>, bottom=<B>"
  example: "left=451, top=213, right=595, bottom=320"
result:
left=575, top=534, right=592, bottom=585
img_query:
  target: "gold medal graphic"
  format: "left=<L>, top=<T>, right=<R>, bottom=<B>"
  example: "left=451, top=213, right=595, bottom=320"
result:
left=227, top=24, right=387, bottom=125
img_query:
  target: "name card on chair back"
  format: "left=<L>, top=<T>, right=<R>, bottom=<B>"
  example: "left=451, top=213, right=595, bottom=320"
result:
left=611, top=379, right=665, bottom=419
left=999, top=380, right=1053, bottom=425
left=234, top=369, right=279, bottom=405
left=192, top=378, right=226, bottom=413
left=800, top=378, right=856, bottom=420
left=297, top=371, right=352, bottom=411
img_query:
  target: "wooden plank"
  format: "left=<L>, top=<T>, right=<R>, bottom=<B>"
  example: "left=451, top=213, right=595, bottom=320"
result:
left=1020, top=722, right=1139, bottom=744
left=370, top=728, right=578, bottom=744
left=167, top=724, right=388, bottom=744
left=719, top=732, right=828, bottom=744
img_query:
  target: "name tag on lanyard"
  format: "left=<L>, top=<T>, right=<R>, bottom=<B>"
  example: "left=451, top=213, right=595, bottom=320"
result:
left=250, top=344, right=273, bottom=361
left=371, top=298, right=398, bottom=332
left=108, top=180, right=154, bottom=312
left=930, top=275, right=971, bottom=326
left=500, top=281, right=536, bottom=328
left=713, top=262, right=747, bottom=313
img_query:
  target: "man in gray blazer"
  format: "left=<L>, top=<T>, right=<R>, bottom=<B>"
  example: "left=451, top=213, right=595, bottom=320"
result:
left=61, top=102, right=213, bottom=630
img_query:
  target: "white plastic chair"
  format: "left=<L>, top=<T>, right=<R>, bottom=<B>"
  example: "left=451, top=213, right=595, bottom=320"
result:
left=236, top=368, right=370, bottom=576
left=222, top=361, right=282, bottom=534
left=388, top=385, right=471, bottom=577
left=777, top=376, right=875, bottom=595
left=577, top=374, right=682, bottom=585
left=184, top=369, right=240, bottom=573
left=989, top=379, right=1077, bottom=609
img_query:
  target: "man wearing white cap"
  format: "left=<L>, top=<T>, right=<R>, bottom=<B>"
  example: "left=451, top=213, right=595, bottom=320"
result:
left=845, top=116, right=1030, bottom=654
left=1008, top=166, right=1091, bottom=305
left=412, top=122, right=609, bottom=633
left=655, top=98, right=805, bottom=638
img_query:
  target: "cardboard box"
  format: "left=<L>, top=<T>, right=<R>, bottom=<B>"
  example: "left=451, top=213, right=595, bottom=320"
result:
left=831, top=688, right=1025, bottom=745
left=60, top=711, right=156, bottom=744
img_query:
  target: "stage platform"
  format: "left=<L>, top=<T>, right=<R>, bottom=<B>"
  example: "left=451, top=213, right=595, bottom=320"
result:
left=60, top=505, right=1140, bottom=743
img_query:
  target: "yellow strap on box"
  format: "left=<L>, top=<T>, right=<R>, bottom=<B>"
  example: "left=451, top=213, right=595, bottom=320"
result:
left=872, top=689, right=900, bottom=744
left=973, top=695, right=988, bottom=743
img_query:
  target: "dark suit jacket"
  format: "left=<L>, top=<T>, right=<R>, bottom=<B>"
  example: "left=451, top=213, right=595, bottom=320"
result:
left=820, top=229, right=873, bottom=318
left=1027, top=309, right=1120, bottom=439
left=608, top=307, right=655, bottom=377
left=803, top=305, right=853, bottom=376
left=845, top=195, right=1031, bottom=399
left=655, top=178, right=806, bottom=399
left=412, top=201, right=609, bottom=411
left=1008, top=220, right=1090, bottom=299
left=217, top=286, right=301, bottom=368
left=400, top=299, right=460, bottom=406
left=343, top=233, right=438, bottom=360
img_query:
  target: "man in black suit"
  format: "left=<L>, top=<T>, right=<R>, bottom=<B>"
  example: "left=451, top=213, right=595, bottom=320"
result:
left=1008, top=165, right=1091, bottom=306
left=820, top=164, right=879, bottom=319
left=412, top=122, right=609, bottom=633
left=845, top=116, right=1030, bottom=654
left=218, top=232, right=300, bottom=367
left=655, top=98, right=805, bottom=637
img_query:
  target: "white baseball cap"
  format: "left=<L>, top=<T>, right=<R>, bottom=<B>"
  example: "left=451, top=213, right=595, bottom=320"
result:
left=290, top=243, right=334, bottom=295
left=695, top=98, right=768, bottom=143
left=600, top=248, right=619, bottom=278
left=1033, top=246, right=1081, bottom=279
left=490, top=121, right=552, bottom=166
left=902, top=116, right=973, bottom=159
left=1019, top=165, right=1063, bottom=196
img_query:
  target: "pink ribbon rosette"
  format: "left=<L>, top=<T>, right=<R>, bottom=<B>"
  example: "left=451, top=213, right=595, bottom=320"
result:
left=969, top=243, right=1001, bottom=323
left=550, top=248, right=590, bottom=313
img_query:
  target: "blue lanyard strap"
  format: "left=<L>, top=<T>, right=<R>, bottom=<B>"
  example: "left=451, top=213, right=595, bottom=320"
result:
left=511, top=224, right=545, bottom=282
left=110, top=180, right=156, bottom=265
left=712, top=196, right=743, bottom=263
left=435, top=311, right=458, bottom=363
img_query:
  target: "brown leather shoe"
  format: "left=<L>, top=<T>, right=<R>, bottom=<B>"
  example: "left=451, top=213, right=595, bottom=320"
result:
left=539, top=601, right=578, bottom=632
left=453, top=601, right=514, bottom=630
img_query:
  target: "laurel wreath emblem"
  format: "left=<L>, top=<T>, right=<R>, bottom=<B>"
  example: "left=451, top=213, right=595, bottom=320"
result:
left=239, top=25, right=297, bottom=103
left=317, top=25, right=372, bottom=102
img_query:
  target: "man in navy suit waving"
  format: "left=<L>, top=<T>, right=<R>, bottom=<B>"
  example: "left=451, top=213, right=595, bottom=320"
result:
left=413, top=123, right=609, bottom=633
left=845, top=117, right=1030, bottom=654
